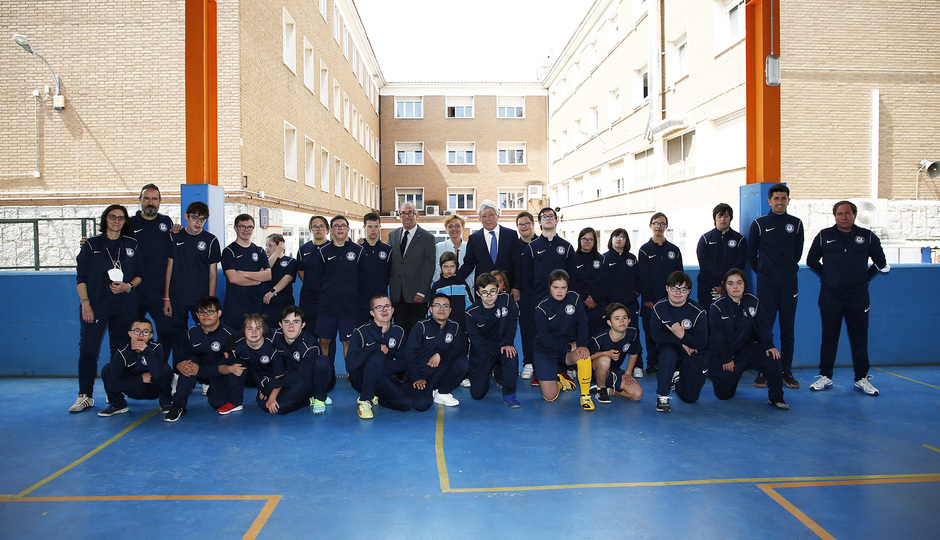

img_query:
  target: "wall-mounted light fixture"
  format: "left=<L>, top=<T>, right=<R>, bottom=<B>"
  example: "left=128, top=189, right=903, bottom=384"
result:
left=13, top=34, right=65, bottom=110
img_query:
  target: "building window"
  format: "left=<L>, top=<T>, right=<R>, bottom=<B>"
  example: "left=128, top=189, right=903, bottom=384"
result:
left=304, top=136, right=315, bottom=187
left=284, top=121, right=297, bottom=180
left=608, top=85, right=621, bottom=124
left=497, top=97, right=524, bottom=118
left=589, top=105, right=599, bottom=134
left=396, top=97, right=423, bottom=119
left=303, top=38, right=315, bottom=92
left=396, top=142, right=424, bottom=165
left=447, top=189, right=476, bottom=211
left=351, top=106, right=358, bottom=139
left=342, top=24, right=349, bottom=59
left=320, top=148, right=330, bottom=192
left=446, top=142, right=475, bottom=165
left=319, top=62, right=329, bottom=108
left=668, top=31, right=689, bottom=84
left=396, top=188, right=424, bottom=210
left=333, top=81, right=341, bottom=121
left=446, top=96, right=474, bottom=118
left=634, top=148, right=653, bottom=189
left=352, top=170, right=359, bottom=203
left=498, top=189, right=525, bottom=210
left=607, top=9, right=620, bottom=51
left=343, top=93, right=350, bottom=131
left=334, top=6, right=341, bottom=43
left=727, top=0, right=745, bottom=44
left=282, top=9, right=296, bottom=73
left=634, top=64, right=649, bottom=106
left=498, top=142, right=526, bottom=165
left=334, top=156, right=342, bottom=196
left=319, top=0, right=327, bottom=20
left=608, top=160, right=625, bottom=194
left=633, top=0, right=648, bottom=22
left=667, top=131, right=696, bottom=180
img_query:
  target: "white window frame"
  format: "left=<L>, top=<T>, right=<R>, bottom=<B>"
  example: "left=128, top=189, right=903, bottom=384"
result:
left=634, top=148, right=654, bottom=190
left=319, top=61, right=329, bottom=108
left=320, top=147, right=330, bottom=192
left=344, top=164, right=351, bottom=200
left=633, top=0, right=648, bottom=23
left=715, top=0, right=746, bottom=53
left=497, top=142, right=526, bottom=165
left=343, top=93, right=350, bottom=131
left=634, top=62, right=649, bottom=107
left=497, top=96, right=525, bottom=118
left=304, top=136, right=316, bottom=187
left=342, top=24, right=349, bottom=59
left=334, top=156, right=342, bottom=196
left=303, top=37, right=315, bottom=93
left=445, top=96, right=474, bottom=119
left=446, top=142, right=475, bottom=165
left=667, top=130, right=696, bottom=181
left=333, top=6, right=341, bottom=44
left=607, top=9, right=620, bottom=51
left=608, top=84, right=621, bottom=124
left=333, top=80, right=341, bottom=121
left=351, top=106, right=358, bottom=139
left=589, top=104, right=599, bottom=134
left=283, top=121, right=297, bottom=181
left=668, top=29, right=689, bottom=85
left=447, top=188, right=477, bottom=211
left=498, top=188, right=526, bottom=211
left=352, top=169, right=359, bottom=203
left=608, top=160, right=625, bottom=195
left=396, top=188, right=424, bottom=210
left=395, top=142, right=424, bottom=165
left=282, top=8, right=296, bottom=74
left=395, top=97, right=423, bottom=119
left=319, top=0, right=327, bottom=20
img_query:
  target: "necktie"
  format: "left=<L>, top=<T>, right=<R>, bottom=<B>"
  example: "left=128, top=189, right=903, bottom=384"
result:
left=400, top=229, right=409, bottom=256
left=489, top=230, right=497, bottom=264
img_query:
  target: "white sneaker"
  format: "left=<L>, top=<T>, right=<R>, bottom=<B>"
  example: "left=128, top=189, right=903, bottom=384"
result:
left=809, top=375, right=833, bottom=392
left=325, top=396, right=332, bottom=405
left=854, top=375, right=879, bottom=396
left=68, top=394, right=94, bottom=413
left=460, top=378, right=471, bottom=388
left=433, top=390, right=460, bottom=407
left=633, top=367, right=644, bottom=378
left=202, top=384, right=209, bottom=396
left=521, top=364, right=534, bottom=379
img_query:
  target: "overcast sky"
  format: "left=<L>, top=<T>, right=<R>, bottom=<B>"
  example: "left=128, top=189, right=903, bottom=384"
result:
left=354, top=0, right=596, bottom=82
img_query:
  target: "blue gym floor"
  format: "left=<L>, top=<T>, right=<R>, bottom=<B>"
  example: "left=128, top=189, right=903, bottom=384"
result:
left=1, top=365, right=938, bottom=539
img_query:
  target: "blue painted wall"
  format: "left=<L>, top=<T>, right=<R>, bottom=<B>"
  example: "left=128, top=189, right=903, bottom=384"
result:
left=0, top=265, right=937, bottom=376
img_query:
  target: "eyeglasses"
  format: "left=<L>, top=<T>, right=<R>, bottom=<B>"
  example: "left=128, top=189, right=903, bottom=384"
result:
left=236, top=224, right=255, bottom=231
left=431, top=303, right=451, bottom=310
left=579, top=238, right=595, bottom=243
left=331, top=224, right=348, bottom=230
left=131, top=328, right=152, bottom=336
left=400, top=210, right=416, bottom=216
left=106, top=214, right=126, bottom=222
left=539, top=215, right=556, bottom=221
left=612, top=236, right=627, bottom=241
left=371, top=304, right=392, bottom=312
left=196, top=309, right=217, bottom=316
left=516, top=221, right=533, bottom=228
left=478, top=289, right=498, bottom=297
left=310, top=224, right=327, bottom=230
left=651, top=222, right=668, bottom=228
left=446, top=224, right=462, bottom=230
left=187, top=215, right=208, bottom=224
left=668, top=286, right=690, bottom=294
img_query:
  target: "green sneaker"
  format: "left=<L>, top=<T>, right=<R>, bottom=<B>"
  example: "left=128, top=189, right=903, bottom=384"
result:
left=311, top=398, right=326, bottom=414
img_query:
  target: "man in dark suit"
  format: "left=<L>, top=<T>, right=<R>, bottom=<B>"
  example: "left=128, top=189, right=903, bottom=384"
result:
left=456, top=200, right=522, bottom=301
left=388, top=201, right=437, bottom=337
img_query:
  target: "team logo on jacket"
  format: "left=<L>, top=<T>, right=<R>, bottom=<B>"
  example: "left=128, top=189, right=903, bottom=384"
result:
left=293, top=351, right=301, bottom=361
left=251, top=252, right=259, bottom=261
left=379, top=251, right=388, bottom=260
left=626, top=259, right=635, bottom=267
left=260, top=355, right=270, bottom=364
left=495, top=308, right=503, bottom=318
left=593, top=260, right=601, bottom=269
left=728, top=239, right=737, bottom=248
left=159, top=223, right=168, bottom=232
left=444, top=332, right=454, bottom=343
left=280, top=260, right=289, bottom=267
left=556, top=246, right=566, bottom=255
left=855, top=236, right=865, bottom=244
left=141, top=358, right=148, bottom=366
left=786, top=224, right=795, bottom=233
left=748, top=307, right=757, bottom=317
left=565, top=304, right=575, bottom=315
left=211, top=341, right=221, bottom=352
left=125, top=248, right=135, bottom=257
left=667, top=251, right=676, bottom=259
left=387, top=337, right=397, bottom=348
left=197, top=241, right=207, bottom=251
left=346, top=251, right=356, bottom=261
left=622, top=344, right=630, bottom=352
left=501, top=307, right=509, bottom=318
left=682, top=319, right=692, bottom=329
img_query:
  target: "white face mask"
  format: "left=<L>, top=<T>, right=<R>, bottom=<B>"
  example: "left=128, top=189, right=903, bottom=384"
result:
left=108, top=268, right=124, bottom=282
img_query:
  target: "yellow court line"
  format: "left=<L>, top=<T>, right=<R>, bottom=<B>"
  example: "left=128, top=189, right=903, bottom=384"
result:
left=13, top=408, right=159, bottom=499
left=0, top=494, right=281, bottom=540
left=435, top=406, right=451, bottom=492
left=925, top=445, right=940, bottom=454
left=757, top=476, right=940, bottom=540
left=874, top=367, right=940, bottom=389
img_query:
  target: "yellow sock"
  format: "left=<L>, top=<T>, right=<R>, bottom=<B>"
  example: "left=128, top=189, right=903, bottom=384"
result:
left=576, top=357, right=592, bottom=397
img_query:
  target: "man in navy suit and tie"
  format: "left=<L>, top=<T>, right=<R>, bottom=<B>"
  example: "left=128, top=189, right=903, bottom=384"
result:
left=456, top=200, right=522, bottom=302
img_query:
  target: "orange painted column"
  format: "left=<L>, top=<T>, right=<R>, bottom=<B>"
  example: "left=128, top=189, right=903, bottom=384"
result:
left=745, top=0, right=781, bottom=185
left=185, top=0, right=218, bottom=186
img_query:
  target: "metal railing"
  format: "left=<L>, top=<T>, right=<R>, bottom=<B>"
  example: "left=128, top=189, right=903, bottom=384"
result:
left=0, top=218, right=96, bottom=270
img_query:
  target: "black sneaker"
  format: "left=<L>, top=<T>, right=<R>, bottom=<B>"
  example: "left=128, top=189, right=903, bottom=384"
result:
left=656, top=394, right=671, bottom=412
left=164, top=404, right=186, bottom=423
left=97, top=405, right=129, bottom=417
left=769, top=397, right=789, bottom=410
left=783, top=374, right=800, bottom=389
left=754, top=374, right=767, bottom=388
left=646, top=363, right=658, bottom=375
left=596, top=387, right=611, bottom=404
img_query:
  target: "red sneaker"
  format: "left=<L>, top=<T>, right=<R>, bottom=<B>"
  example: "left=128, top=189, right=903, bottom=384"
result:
left=217, top=402, right=243, bottom=415
left=530, top=379, right=540, bottom=387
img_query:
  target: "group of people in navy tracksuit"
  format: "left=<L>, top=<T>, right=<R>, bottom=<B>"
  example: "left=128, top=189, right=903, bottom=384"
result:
left=78, top=186, right=890, bottom=422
